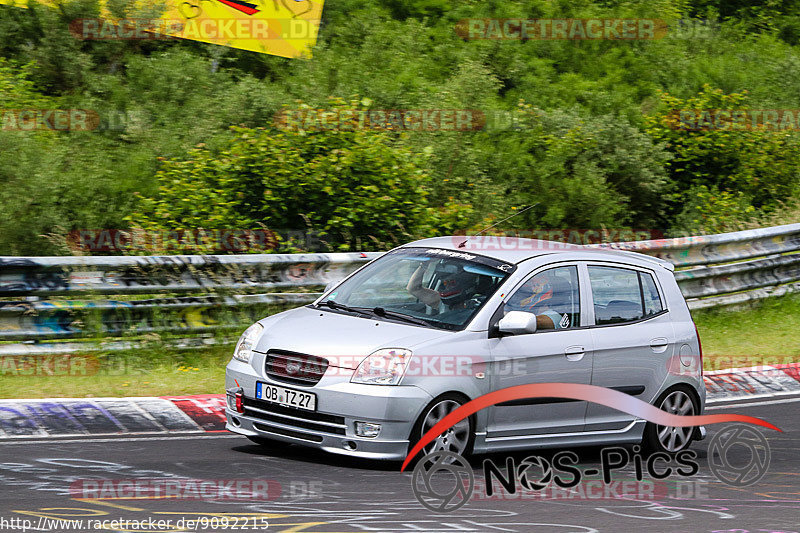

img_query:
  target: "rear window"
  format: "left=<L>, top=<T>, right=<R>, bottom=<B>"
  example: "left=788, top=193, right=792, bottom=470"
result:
left=588, top=266, right=665, bottom=325
left=641, top=271, right=664, bottom=316
left=589, top=266, right=643, bottom=324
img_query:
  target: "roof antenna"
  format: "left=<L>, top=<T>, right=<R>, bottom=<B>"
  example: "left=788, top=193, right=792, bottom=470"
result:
left=458, top=204, right=537, bottom=248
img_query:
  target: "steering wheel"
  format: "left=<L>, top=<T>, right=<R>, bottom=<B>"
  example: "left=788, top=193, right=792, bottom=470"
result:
left=465, top=295, right=485, bottom=309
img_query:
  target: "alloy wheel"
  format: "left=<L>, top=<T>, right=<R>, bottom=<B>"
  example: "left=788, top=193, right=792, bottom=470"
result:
left=656, top=390, right=696, bottom=452
left=420, top=399, right=470, bottom=456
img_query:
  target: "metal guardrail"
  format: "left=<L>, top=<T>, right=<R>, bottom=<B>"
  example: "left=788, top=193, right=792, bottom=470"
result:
left=597, top=223, right=800, bottom=304
left=598, top=223, right=800, bottom=267
left=1, top=224, right=798, bottom=354
left=0, top=293, right=323, bottom=341
left=0, top=253, right=382, bottom=296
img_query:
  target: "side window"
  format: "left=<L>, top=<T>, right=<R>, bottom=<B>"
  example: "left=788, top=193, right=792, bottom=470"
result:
left=506, top=266, right=580, bottom=330
left=589, top=266, right=645, bottom=325
left=640, top=272, right=664, bottom=316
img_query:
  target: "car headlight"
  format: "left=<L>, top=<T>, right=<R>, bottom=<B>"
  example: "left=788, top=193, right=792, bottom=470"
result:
left=351, top=348, right=412, bottom=386
left=233, top=322, right=264, bottom=363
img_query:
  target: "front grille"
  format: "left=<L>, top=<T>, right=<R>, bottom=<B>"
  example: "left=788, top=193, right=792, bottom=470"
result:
left=242, top=396, right=346, bottom=437
left=265, top=350, right=329, bottom=386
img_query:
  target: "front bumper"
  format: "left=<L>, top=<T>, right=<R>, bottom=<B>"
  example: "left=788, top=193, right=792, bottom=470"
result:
left=226, top=358, right=433, bottom=461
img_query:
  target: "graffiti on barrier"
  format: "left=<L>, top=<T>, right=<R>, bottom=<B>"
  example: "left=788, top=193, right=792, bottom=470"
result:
left=0, top=253, right=369, bottom=295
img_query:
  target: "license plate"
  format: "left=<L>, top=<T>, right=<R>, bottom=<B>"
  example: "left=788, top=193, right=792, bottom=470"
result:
left=256, top=383, right=316, bottom=411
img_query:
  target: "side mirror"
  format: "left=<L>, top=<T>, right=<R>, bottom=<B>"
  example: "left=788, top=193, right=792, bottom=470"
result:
left=497, top=311, right=538, bottom=336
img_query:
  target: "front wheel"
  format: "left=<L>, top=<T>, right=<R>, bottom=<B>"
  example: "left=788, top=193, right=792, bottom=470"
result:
left=642, top=387, right=699, bottom=454
left=410, top=394, right=474, bottom=460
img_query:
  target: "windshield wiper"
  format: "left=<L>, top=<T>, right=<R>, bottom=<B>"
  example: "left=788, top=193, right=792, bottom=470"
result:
left=320, top=301, right=438, bottom=328
left=372, top=307, right=436, bottom=327
left=319, top=300, right=375, bottom=317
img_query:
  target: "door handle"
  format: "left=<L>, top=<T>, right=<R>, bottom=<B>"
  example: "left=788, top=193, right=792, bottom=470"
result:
left=650, top=338, right=669, bottom=353
left=565, top=346, right=585, bottom=361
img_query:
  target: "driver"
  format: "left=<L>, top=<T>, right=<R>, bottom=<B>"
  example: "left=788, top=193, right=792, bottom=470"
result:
left=407, top=264, right=473, bottom=311
left=511, top=275, right=567, bottom=330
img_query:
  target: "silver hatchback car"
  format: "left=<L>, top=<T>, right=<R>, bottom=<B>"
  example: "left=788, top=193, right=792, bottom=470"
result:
left=225, top=237, right=705, bottom=460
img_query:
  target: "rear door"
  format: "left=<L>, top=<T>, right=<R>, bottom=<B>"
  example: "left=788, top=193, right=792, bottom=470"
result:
left=584, top=263, right=675, bottom=431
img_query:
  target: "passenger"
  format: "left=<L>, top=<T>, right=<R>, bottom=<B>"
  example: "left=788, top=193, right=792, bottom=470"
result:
left=509, top=275, right=568, bottom=330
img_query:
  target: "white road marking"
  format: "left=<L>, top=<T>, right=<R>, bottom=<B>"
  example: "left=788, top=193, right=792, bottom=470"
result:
left=707, top=396, right=800, bottom=410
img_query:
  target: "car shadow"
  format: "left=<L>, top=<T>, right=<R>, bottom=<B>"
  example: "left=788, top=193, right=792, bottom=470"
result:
left=231, top=437, right=708, bottom=472
left=231, top=440, right=401, bottom=471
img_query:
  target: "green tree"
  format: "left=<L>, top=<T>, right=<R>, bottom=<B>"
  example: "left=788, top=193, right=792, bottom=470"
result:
left=645, top=85, right=800, bottom=234
left=485, top=107, right=671, bottom=231
left=128, top=101, right=441, bottom=251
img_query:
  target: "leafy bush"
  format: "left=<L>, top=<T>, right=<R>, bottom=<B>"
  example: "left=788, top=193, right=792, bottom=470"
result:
left=670, top=185, right=757, bottom=235
left=483, top=107, right=671, bottom=231
left=3, top=0, right=800, bottom=254
left=128, top=101, right=443, bottom=251
left=645, top=85, right=800, bottom=234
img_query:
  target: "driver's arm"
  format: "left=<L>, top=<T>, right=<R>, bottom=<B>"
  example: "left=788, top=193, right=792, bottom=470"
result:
left=406, top=265, right=441, bottom=307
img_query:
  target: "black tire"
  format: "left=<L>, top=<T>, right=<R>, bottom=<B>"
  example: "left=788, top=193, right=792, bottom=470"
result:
left=642, top=385, right=700, bottom=454
left=408, top=393, right=475, bottom=463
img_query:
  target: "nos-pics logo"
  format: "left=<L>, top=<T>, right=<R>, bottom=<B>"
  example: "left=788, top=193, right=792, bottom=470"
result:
left=411, top=424, right=771, bottom=513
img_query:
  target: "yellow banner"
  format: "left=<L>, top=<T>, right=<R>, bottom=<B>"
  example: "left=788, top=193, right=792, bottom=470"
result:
left=0, top=0, right=324, bottom=58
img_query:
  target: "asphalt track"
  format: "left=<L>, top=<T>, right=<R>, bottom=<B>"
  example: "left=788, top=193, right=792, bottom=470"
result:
left=0, top=398, right=798, bottom=533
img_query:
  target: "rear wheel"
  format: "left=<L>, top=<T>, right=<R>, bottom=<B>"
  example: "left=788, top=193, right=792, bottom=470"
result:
left=643, top=387, right=698, bottom=454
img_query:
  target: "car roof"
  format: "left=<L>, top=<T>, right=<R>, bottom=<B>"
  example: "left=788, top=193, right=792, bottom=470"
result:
left=400, top=236, right=674, bottom=271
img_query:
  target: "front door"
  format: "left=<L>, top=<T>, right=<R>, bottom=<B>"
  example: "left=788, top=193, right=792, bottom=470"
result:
left=487, top=265, right=593, bottom=439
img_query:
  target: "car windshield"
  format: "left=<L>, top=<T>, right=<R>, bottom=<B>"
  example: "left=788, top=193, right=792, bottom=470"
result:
left=315, top=247, right=515, bottom=330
